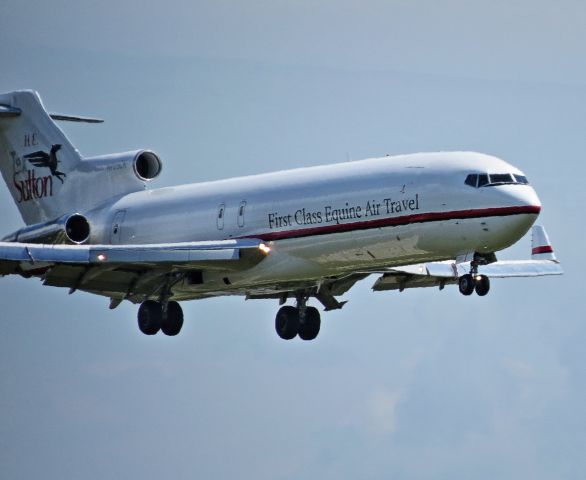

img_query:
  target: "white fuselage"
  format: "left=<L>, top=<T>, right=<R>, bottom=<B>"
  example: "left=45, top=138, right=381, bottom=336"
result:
left=86, top=152, right=541, bottom=297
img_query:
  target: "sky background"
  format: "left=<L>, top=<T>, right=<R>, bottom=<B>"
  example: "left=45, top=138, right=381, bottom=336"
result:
left=0, top=1, right=584, bottom=479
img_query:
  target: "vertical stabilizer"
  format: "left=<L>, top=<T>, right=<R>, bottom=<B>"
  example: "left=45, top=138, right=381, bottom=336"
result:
left=0, top=90, right=83, bottom=224
left=531, top=225, right=557, bottom=261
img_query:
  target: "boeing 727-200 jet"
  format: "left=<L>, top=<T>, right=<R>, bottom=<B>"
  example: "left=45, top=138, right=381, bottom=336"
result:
left=0, top=91, right=562, bottom=340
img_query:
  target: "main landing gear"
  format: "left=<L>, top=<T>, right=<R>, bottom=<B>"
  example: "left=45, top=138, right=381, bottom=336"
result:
left=137, top=300, right=184, bottom=336
left=275, top=295, right=321, bottom=341
left=458, top=260, right=490, bottom=297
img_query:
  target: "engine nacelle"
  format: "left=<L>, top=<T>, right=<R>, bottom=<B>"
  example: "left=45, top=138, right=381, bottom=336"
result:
left=81, top=149, right=162, bottom=183
left=4, top=213, right=91, bottom=245
left=73, top=149, right=163, bottom=205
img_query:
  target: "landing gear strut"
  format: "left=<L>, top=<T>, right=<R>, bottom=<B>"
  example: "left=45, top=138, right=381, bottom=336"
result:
left=275, top=294, right=321, bottom=341
left=137, top=300, right=184, bottom=336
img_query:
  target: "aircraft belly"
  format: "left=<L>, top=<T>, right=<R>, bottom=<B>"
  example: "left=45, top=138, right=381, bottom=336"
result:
left=267, top=213, right=538, bottom=269
left=172, top=213, right=538, bottom=299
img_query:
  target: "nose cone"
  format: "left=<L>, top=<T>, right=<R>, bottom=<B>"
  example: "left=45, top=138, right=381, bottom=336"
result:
left=499, top=184, right=542, bottom=214
left=488, top=184, right=541, bottom=250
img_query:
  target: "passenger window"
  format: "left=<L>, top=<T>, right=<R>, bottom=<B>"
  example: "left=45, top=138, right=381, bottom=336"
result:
left=465, top=174, right=478, bottom=187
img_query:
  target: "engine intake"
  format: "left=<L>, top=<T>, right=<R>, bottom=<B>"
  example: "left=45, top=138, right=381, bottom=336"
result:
left=133, top=151, right=162, bottom=180
left=64, top=214, right=91, bottom=244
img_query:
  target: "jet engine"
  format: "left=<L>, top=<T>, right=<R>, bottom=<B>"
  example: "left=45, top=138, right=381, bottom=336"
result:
left=4, top=213, right=91, bottom=245
left=81, top=149, right=163, bottom=183
left=131, top=150, right=162, bottom=181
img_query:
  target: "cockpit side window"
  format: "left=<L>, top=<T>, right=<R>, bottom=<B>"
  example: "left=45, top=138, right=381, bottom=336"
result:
left=465, top=174, right=478, bottom=187
left=514, top=174, right=529, bottom=184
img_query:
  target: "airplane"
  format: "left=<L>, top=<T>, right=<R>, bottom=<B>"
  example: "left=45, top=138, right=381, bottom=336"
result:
left=0, top=90, right=562, bottom=340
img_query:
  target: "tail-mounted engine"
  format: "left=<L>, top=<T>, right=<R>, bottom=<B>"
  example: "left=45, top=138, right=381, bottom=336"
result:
left=76, top=149, right=163, bottom=202
left=82, top=149, right=162, bottom=182
left=3, top=213, right=91, bottom=245
left=132, top=150, right=162, bottom=181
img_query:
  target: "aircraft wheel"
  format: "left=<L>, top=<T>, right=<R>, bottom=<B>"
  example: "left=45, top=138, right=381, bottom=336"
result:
left=475, top=275, right=490, bottom=296
left=458, top=274, right=475, bottom=296
left=298, top=306, right=321, bottom=341
left=161, top=301, right=184, bottom=336
left=138, top=300, right=162, bottom=335
left=275, top=306, right=299, bottom=340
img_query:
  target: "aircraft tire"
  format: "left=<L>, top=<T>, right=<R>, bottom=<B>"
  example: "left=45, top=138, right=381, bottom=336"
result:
left=275, top=306, right=299, bottom=340
left=298, top=306, right=321, bottom=341
left=458, top=274, right=475, bottom=296
left=475, top=275, right=490, bottom=296
left=161, top=301, right=184, bottom=336
left=138, top=300, right=162, bottom=335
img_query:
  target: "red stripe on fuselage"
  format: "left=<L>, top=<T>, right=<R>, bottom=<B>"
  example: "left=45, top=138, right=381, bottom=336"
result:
left=244, top=205, right=541, bottom=241
left=532, top=245, right=553, bottom=254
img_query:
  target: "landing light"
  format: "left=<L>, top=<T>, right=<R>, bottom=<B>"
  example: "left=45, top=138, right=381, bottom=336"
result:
left=97, top=253, right=107, bottom=261
left=258, top=243, right=271, bottom=254
left=475, top=275, right=482, bottom=281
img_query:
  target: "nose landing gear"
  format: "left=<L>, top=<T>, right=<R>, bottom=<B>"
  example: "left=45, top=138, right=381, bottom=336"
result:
left=458, top=260, right=491, bottom=297
left=474, top=275, right=490, bottom=296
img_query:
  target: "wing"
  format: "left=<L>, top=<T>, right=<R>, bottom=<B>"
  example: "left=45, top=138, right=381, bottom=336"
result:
left=0, top=238, right=269, bottom=303
left=372, top=225, right=562, bottom=292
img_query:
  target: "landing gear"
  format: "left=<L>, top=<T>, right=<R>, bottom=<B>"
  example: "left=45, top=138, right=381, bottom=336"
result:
left=275, top=305, right=299, bottom=340
left=458, top=274, right=475, bottom=296
left=137, top=300, right=184, bottom=336
left=161, top=301, right=184, bottom=336
left=275, top=296, right=321, bottom=341
left=474, top=275, right=490, bottom=296
left=458, top=258, right=491, bottom=297
left=298, top=306, right=321, bottom=341
left=137, top=300, right=162, bottom=335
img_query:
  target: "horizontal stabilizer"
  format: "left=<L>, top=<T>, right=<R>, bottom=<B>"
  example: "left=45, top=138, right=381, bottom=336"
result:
left=49, top=113, right=104, bottom=123
left=1, top=102, right=102, bottom=122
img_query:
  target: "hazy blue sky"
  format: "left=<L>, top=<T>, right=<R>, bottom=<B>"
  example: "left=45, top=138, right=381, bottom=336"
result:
left=1, top=1, right=584, bottom=479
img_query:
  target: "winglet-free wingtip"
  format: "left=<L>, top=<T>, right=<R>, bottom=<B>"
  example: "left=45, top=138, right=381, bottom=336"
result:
left=531, top=225, right=557, bottom=261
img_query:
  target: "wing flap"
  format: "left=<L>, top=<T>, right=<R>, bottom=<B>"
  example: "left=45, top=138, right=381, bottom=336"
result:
left=372, top=271, right=455, bottom=292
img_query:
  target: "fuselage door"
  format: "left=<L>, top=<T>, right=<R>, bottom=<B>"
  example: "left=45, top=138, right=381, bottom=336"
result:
left=111, top=210, right=126, bottom=244
left=238, top=201, right=247, bottom=227
left=217, top=203, right=225, bottom=230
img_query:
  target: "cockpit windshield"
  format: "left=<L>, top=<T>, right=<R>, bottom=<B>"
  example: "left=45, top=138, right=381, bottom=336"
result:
left=464, top=173, right=529, bottom=188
